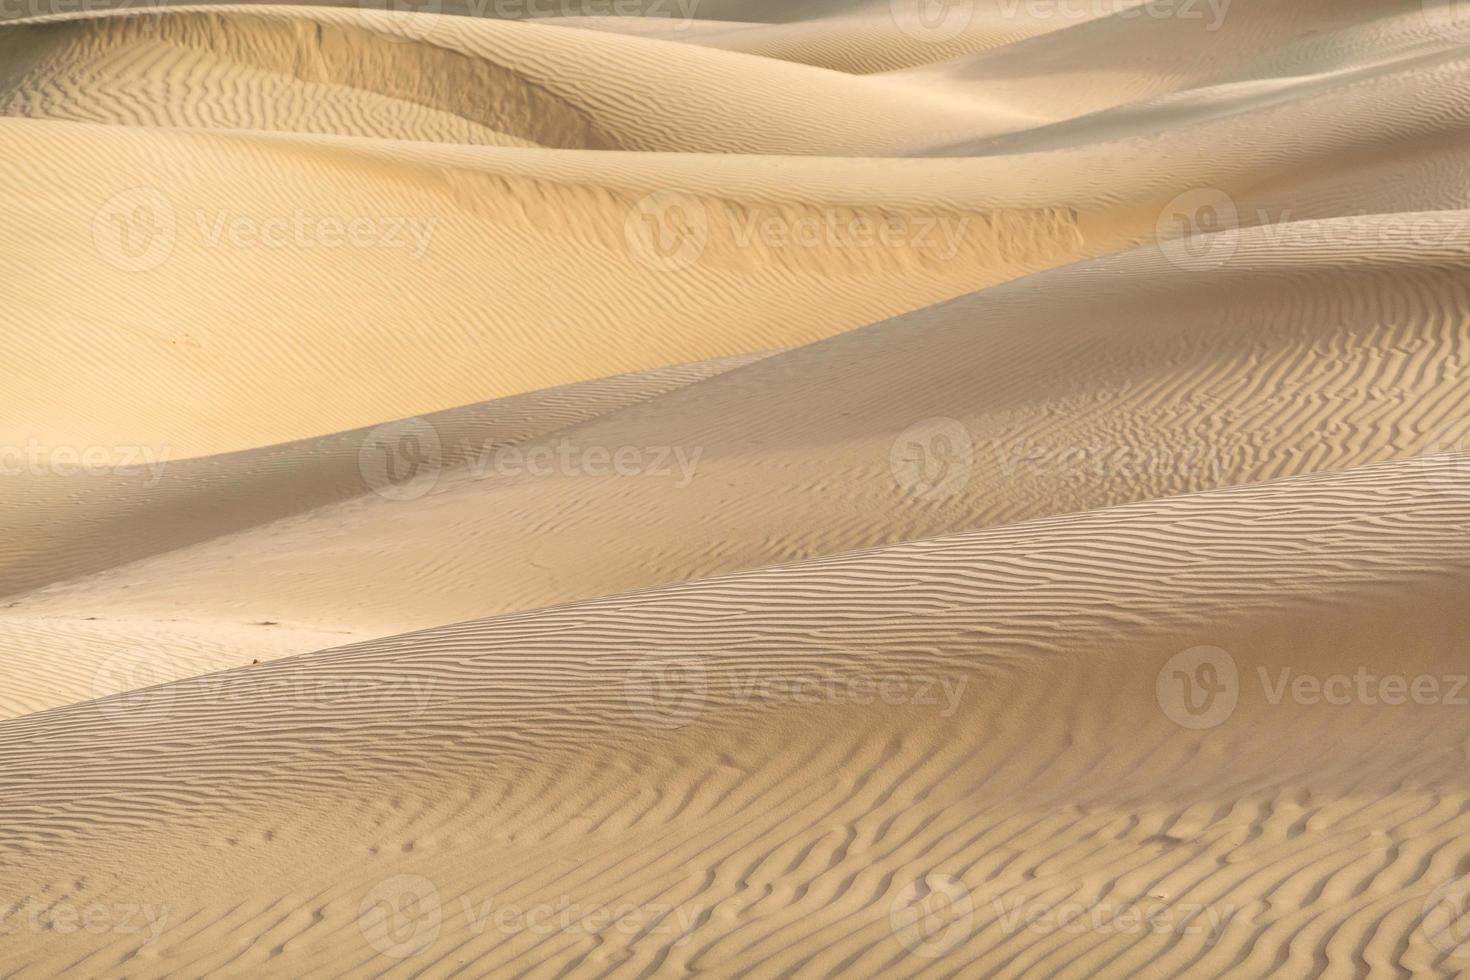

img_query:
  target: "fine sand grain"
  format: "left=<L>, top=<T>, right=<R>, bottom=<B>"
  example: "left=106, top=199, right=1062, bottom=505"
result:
left=4, top=0, right=1470, bottom=976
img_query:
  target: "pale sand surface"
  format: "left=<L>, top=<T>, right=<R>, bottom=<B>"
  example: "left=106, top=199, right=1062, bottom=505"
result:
left=4, top=0, right=1470, bottom=976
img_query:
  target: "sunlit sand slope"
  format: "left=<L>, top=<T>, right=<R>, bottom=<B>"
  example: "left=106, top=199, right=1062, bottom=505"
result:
left=6, top=1, right=1470, bottom=976
left=6, top=214, right=1468, bottom=705
left=3, top=456, right=1469, bottom=976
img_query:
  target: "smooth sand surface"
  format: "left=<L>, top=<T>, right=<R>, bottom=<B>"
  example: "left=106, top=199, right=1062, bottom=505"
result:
left=4, top=0, right=1470, bottom=976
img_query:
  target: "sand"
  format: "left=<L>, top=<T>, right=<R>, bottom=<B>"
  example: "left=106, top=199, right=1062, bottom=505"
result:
left=3, top=0, right=1470, bottom=976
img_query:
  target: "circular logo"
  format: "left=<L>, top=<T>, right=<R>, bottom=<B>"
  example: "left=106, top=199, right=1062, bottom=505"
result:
left=1423, top=877, right=1470, bottom=958
left=889, top=874, right=974, bottom=958
left=890, top=0, right=974, bottom=43
left=359, top=418, right=443, bottom=501
left=358, top=874, right=442, bottom=958
left=1419, top=421, right=1470, bottom=498
left=91, top=650, right=177, bottom=726
left=356, top=0, right=443, bottom=42
left=93, top=186, right=176, bottom=273
left=623, top=651, right=707, bottom=729
left=624, top=190, right=709, bottom=273
left=1156, top=188, right=1240, bottom=271
left=890, top=417, right=974, bottom=501
left=1156, top=645, right=1238, bottom=729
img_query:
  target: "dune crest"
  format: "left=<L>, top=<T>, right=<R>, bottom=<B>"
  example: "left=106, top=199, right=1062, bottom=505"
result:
left=5, top=0, right=1470, bottom=976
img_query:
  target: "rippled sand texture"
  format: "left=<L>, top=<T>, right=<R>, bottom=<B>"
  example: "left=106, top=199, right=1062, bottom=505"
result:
left=4, top=0, right=1470, bottom=976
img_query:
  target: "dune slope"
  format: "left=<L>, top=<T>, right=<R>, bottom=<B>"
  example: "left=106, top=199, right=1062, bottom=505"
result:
left=6, top=0, right=1470, bottom=976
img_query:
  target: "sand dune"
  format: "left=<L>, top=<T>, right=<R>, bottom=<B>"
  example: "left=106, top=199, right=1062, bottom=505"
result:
left=5, top=457, right=1470, bottom=975
left=7, top=212, right=1469, bottom=709
left=5, top=0, right=1470, bottom=975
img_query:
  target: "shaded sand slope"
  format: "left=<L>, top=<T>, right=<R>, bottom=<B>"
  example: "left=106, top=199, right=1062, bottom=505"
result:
left=7, top=214, right=1468, bottom=709
left=0, top=357, right=768, bottom=719
left=3, top=455, right=1469, bottom=976
left=0, top=355, right=763, bottom=601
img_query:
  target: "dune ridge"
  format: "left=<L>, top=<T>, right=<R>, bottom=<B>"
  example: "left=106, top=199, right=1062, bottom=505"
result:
left=6, top=0, right=1470, bottom=976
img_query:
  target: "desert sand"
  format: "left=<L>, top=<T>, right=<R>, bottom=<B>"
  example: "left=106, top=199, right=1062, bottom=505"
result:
left=3, top=0, right=1470, bottom=976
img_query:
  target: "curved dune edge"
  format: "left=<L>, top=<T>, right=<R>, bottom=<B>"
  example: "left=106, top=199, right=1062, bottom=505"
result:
left=5, top=212, right=1469, bottom=718
left=6, top=0, right=1470, bottom=458
left=0, top=355, right=769, bottom=719
left=7, top=1, right=1470, bottom=975
left=3, top=454, right=1470, bottom=976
